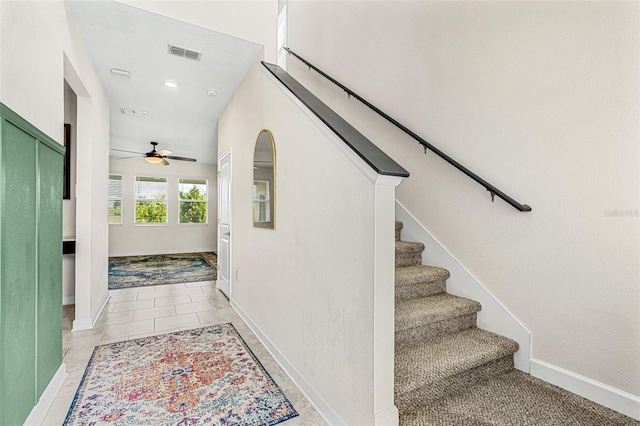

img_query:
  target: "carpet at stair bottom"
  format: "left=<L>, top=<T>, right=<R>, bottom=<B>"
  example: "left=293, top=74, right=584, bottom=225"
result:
left=63, top=324, right=298, bottom=426
left=108, top=252, right=217, bottom=290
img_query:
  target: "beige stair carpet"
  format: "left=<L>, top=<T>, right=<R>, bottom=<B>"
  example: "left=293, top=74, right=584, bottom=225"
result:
left=394, top=221, right=638, bottom=425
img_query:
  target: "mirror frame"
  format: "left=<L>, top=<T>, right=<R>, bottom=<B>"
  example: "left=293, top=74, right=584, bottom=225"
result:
left=253, top=129, right=276, bottom=229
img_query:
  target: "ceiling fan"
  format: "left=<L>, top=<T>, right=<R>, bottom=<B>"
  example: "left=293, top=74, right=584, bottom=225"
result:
left=111, top=141, right=196, bottom=165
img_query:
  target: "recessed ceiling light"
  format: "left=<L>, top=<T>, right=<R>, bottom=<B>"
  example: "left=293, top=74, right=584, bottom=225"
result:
left=164, top=80, right=179, bottom=88
left=110, top=68, right=131, bottom=79
left=120, top=108, right=148, bottom=118
left=207, top=89, right=217, bottom=96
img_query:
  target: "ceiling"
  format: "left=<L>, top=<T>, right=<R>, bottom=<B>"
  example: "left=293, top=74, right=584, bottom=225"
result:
left=67, top=0, right=263, bottom=165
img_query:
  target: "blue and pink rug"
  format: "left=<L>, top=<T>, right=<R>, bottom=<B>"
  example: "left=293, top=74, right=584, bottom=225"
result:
left=108, top=252, right=217, bottom=290
left=64, top=324, right=298, bottom=425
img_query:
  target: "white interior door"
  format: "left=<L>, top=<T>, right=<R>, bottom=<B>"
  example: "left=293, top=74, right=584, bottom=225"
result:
left=217, top=150, right=231, bottom=298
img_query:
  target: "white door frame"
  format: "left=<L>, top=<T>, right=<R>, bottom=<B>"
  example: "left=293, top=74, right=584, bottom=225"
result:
left=217, top=149, right=232, bottom=298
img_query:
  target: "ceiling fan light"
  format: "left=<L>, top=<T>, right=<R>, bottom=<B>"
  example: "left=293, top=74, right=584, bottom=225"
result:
left=145, top=156, right=163, bottom=164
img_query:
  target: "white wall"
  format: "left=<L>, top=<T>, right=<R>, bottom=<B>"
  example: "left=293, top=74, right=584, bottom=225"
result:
left=286, top=0, right=640, bottom=398
left=109, top=158, right=218, bottom=256
left=117, top=0, right=278, bottom=63
left=63, top=83, right=78, bottom=305
left=0, top=0, right=111, bottom=328
left=219, top=62, right=383, bottom=425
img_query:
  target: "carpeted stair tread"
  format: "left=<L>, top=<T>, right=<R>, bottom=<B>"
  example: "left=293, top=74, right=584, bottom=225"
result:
left=395, top=240, right=425, bottom=267
left=399, top=370, right=638, bottom=426
left=396, top=357, right=514, bottom=414
left=395, top=328, right=518, bottom=395
left=396, top=240, right=425, bottom=254
left=396, top=294, right=481, bottom=333
left=396, top=265, right=450, bottom=287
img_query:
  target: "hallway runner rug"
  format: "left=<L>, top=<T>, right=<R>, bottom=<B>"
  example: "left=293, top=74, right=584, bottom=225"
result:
left=64, top=324, right=298, bottom=426
left=108, top=252, right=217, bottom=290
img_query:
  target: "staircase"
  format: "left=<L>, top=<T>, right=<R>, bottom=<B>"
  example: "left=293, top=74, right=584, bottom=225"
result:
left=393, top=221, right=638, bottom=425
left=394, top=220, right=520, bottom=418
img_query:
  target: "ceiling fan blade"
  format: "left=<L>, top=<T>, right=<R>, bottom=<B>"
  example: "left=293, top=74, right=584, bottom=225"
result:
left=111, top=148, right=144, bottom=155
left=161, top=158, right=170, bottom=166
left=165, top=155, right=196, bottom=162
left=158, top=149, right=173, bottom=156
left=116, top=155, right=143, bottom=160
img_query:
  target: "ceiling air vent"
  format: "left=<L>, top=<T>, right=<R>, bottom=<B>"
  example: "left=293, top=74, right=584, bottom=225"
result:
left=168, top=44, right=202, bottom=61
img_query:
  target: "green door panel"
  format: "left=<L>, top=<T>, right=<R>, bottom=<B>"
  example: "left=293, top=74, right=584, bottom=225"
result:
left=1, top=120, right=38, bottom=425
left=36, top=142, right=63, bottom=398
left=0, top=103, right=65, bottom=426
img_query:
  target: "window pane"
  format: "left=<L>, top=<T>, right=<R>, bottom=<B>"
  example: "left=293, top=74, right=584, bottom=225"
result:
left=179, top=178, right=207, bottom=200
left=135, top=200, right=167, bottom=223
left=135, top=176, right=167, bottom=223
left=135, top=176, right=167, bottom=200
left=108, top=200, right=122, bottom=224
left=108, top=174, right=123, bottom=224
left=109, top=174, right=122, bottom=198
left=179, top=178, right=207, bottom=224
left=179, top=201, right=207, bottom=224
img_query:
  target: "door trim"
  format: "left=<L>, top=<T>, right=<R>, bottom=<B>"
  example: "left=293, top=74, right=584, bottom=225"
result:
left=217, top=148, right=232, bottom=298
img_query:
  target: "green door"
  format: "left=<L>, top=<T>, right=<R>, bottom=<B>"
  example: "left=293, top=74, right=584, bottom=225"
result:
left=0, top=103, right=65, bottom=425
left=36, top=142, right=63, bottom=397
left=0, top=119, right=38, bottom=424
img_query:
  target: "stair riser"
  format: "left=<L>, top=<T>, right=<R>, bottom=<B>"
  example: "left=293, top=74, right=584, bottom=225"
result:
left=395, top=279, right=447, bottom=301
left=395, top=221, right=403, bottom=242
left=396, top=252, right=423, bottom=268
left=395, top=356, right=514, bottom=414
left=395, top=313, right=477, bottom=346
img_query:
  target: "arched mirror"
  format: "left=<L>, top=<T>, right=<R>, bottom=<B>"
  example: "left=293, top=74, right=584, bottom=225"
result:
left=253, top=129, right=276, bottom=229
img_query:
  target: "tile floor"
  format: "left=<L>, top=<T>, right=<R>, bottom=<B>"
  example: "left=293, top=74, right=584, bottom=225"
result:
left=41, top=281, right=326, bottom=425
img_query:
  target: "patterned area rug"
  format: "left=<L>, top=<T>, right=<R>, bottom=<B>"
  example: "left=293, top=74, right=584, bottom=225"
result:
left=109, top=252, right=217, bottom=290
left=64, top=324, right=298, bottom=426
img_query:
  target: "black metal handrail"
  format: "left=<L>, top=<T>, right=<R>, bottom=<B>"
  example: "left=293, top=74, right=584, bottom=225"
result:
left=285, top=47, right=532, bottom=212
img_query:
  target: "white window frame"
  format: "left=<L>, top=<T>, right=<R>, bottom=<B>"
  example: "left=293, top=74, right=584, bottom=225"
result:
left=277, top=3, right=288, bottom=70
left=108, top=173, right=123, bottom=225
left=178, top=178, right=208, bottom=225
left=134, top=175, right=168, bottom=225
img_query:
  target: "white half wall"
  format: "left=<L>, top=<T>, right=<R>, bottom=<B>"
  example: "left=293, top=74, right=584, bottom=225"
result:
left=219, top=61, right=399, bottom=425
left=287, top=0, right=640, bottom=399
left=108, top=158, right=218, bottom=257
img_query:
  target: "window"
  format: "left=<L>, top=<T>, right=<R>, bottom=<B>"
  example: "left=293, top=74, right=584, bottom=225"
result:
left=179, top=178, right=208, bottom=224
left=135, top=176, right=167, bottom=224
left=108, top=174, right=123, bottom=224
left=277, top=3, right=288, bottom=70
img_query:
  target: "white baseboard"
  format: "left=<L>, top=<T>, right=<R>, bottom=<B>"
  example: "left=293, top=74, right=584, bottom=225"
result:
left=73, top=293, right=110, bottom=331
left=62, top=296, right=75, bottom=306
left=23, top=363, right=68, bottom=426
left=395, top=201, right=532, bottom=372
left=531, top=359, right=640, bottom=420
left=108, top=248, right=217, bottom=257
left=375, top=406, right=399, bottom=426
left=231, top=299, right=347, bottom=426
left=72, top=317, right=92, bottom=331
